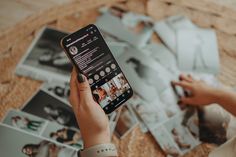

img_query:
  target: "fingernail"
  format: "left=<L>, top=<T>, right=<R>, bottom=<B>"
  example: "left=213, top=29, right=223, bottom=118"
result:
left=77, top=74, right=85, bottom=83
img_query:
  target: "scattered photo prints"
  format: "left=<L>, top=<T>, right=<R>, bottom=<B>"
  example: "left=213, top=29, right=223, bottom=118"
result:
left=177, top=29, right=219, bottom=74
left=151, top=126, right=182, bottom=157
left=96, top=7, right=153, bottom=48
left=2, top=109, right=82, bottom=149
left=198, top=104, right=236, bottom=145
left=117, top=47, right=174, bottom=102
left=21, top=89, right=79, bottom=129
left=154, top=15, right=196, bottom=53
left=10, top=6, right=222, bottom=156
left=2, top=109, right=47, bottom=135
left=42, top=80, right=70, bottom=105
left=15, top=27, right=72, bottom=82
left=0, top=124, right=77, bottom=157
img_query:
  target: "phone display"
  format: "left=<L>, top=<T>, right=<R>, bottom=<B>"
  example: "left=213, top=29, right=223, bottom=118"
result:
left=61, top=24, right=133, bottom=114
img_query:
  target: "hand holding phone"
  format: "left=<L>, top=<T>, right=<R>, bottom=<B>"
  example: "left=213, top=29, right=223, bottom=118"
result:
left=61, top=24, right=133, bottom=114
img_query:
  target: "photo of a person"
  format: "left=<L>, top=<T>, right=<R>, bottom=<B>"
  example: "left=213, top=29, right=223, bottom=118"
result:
left=11, top=116, right=43, bottom=132
left=50, top=128, right=82, bottom=148
left=93, top=87, right=112, bottom=108
left=22, top=141, right=77, bottom=157
left=118, top=48, right=174, bottom=102
left=42, top=81, right=70, bottom=105
left=131, top=99, right=168, bottom=129
left=43, top=104, right=71, bottom=126
left=22, top=141, right=56, bottom=157
left=16, top=27, right=72, bottom=82
left=22, top=90, right=78, bottom=129
left=0, top=124, right=77, bottom=157
left=109, top=82, right=118, bottom=97
left=2, top=110, right=47, bottom=134
left=151, top=126, right=181, bottom=157
left=171, top=128, right=191, bottom=150
left=126, top=57, right=167, bottom=94
left=163, top=115, right=198, bottom=153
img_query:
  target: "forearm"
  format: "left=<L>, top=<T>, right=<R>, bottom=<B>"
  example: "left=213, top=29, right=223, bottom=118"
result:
left=213, top=88, right=236, bottom=116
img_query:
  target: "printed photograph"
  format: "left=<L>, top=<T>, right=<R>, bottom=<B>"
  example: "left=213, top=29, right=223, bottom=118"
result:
left=163, top=114, right=199, bottom=154
left=151, top=126, right=182, bottom=157
left=42, top=80, right=70, bottom=104
left=92, top=73, right=130, bottom=108
left=198, top=104, right=236, bottom=145
left=117, top=47, right=173, bottom=102
left=42, top=123, right=82, bottom=149
left=2, top=109, right=47, bottom=135
left=22, top=89, right=79, bottom=129
left=16, top=27, right=72, bottom=82
left=115, top=105, right=138, bottom=139
left=130, top=97, right=168, bottom=130
left=156, top=88, right=181, bottom=118
left=0, top=124, right=77, bottom=157
left=96, top=7, right=153, bottom=48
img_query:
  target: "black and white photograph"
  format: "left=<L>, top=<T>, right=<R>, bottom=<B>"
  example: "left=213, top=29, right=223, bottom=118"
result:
left=115, top=105, right=138, bottom=139
left=143, top=43, right=180, bottom=77
left=0, top=124, right=77, bottom=157
left=198, top=104, right=236, bottom=145
left=163, top=114, right=199, bottom=154
left=42, top=123, right=82, bottom=149
left=117, top=47, right=173, bottom=102
left=2, top=109, right=47, bottom=135
left=21, top=89, right=79, bottom=129
left=153, top=15, right=196, bottom=53
left=42, top=80, right=70, bottom=105
left=177, top=29, right=219, bottom=74
left=157, top=88, right=181, bottom=118
left=151, top=126, right=182, bottom=157
left=15, top=27, right=72, bottom=82
left=96, top=7, right=153, bottom=48
left=130, top=96, right=168, bottom=130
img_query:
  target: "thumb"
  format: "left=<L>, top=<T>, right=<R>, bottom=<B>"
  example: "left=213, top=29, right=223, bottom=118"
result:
left=77, top=73, right=94, bottom=103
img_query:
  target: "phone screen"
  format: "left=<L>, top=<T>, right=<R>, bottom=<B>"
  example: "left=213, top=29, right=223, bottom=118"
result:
left=61, top=24, right=133, bottom=114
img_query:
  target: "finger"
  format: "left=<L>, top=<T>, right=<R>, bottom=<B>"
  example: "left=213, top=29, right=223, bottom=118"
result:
left=77, top=73, right=94, bottom=103
left=179, top=74, right=193, bottom=83
left=172, top=81, right=193, bottom=90
left=69, top=68, right=80, bottom=110
left=179, top=97, right=195, bottom=105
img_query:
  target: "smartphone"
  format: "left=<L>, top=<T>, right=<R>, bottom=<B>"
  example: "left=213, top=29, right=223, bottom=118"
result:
left=61, top=24, right=133, bottom=114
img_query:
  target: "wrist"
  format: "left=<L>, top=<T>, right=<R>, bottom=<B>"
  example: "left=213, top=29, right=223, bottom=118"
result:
left=210, top=88, right=225, bottom=104
left=83, top=128, right=111, bottom=149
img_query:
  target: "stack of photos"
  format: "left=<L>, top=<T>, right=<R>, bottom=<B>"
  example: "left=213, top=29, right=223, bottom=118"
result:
left=0, top=124, right=77, bottom=157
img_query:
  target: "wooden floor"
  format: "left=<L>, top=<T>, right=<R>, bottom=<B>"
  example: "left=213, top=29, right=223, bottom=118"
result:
left=1, top=0, right=236, bottom=156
